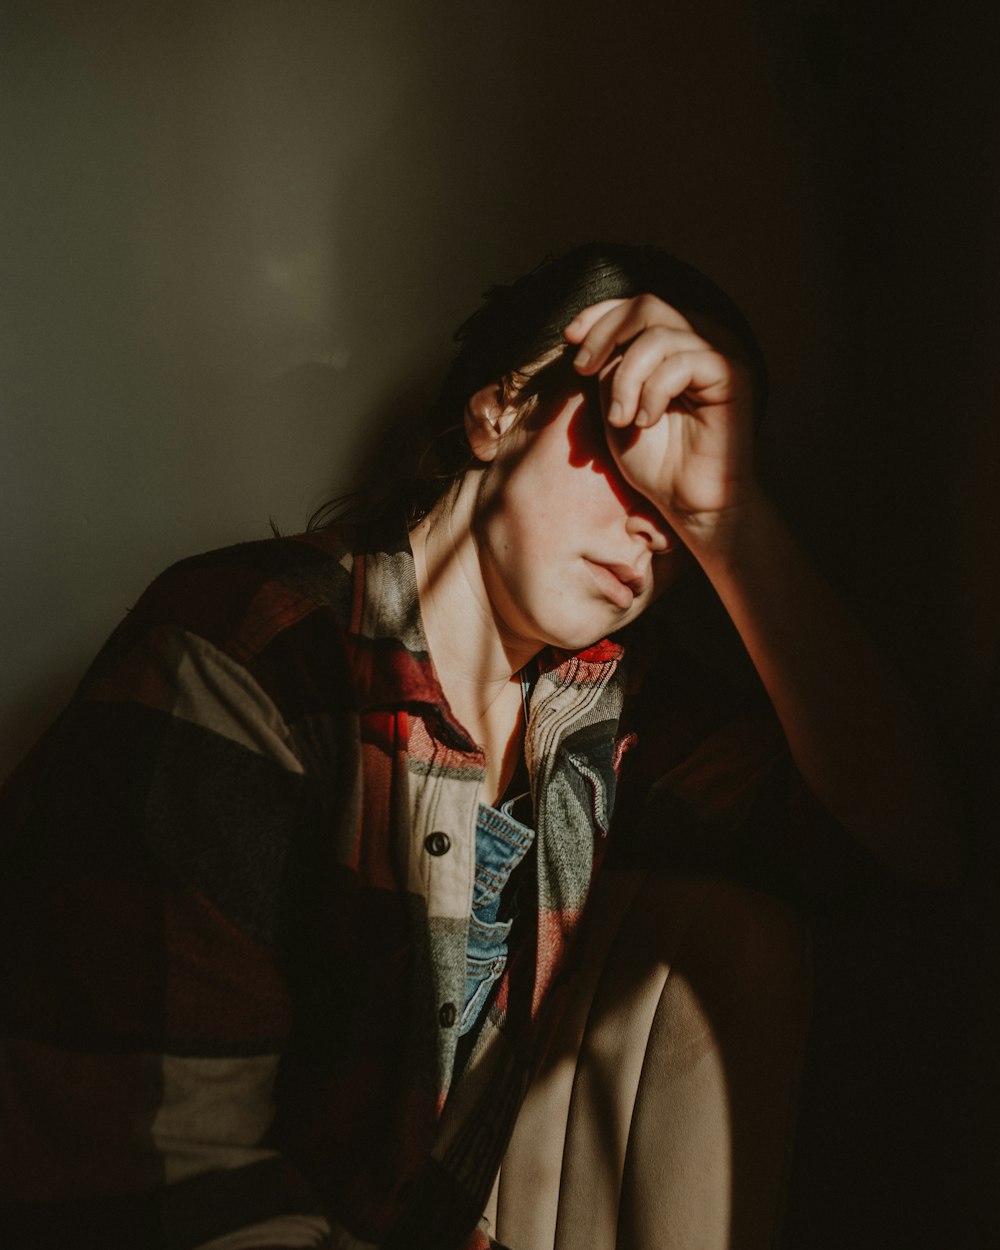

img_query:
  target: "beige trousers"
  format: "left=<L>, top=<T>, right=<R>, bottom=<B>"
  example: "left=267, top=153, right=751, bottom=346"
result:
left=485, top=872, right=813, bottom=1250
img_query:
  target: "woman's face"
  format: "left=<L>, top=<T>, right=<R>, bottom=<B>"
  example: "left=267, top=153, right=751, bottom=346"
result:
left=470, top=379, right=686, bottom=654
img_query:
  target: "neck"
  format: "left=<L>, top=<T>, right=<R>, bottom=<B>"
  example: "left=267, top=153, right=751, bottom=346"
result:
left=409, top=477, right=538, bottom=804
left=410, top=475, right=539, bottom=711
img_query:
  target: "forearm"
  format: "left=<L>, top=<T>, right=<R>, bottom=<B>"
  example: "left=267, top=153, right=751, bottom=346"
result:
left=680, top=488, right=962, bottom=885
left=564, top=293, right=961, bottom=884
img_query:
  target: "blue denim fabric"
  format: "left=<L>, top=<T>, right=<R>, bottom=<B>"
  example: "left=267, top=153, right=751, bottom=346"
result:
left=460, top=795, right=535, bottom=1036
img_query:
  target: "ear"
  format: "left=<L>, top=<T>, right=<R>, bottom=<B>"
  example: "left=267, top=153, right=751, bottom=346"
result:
left=464, top=382, right=518, bottom=462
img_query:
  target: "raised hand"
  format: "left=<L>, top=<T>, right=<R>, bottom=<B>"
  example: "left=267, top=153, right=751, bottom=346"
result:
left=564, top=295, right=759, bottom=546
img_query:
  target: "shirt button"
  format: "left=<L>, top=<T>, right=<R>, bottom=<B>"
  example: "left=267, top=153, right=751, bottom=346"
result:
left=424, top=831, right=451, bottom=857
left=438, top=1001, right=457, bottom=1028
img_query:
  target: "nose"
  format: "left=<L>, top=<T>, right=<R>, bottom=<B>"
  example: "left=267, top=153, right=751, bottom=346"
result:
left=625, top=503, right=673, bottom=553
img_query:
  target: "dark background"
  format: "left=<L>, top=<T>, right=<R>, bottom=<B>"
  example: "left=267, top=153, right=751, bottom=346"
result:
left=2, top=2, right=997, bottom=1245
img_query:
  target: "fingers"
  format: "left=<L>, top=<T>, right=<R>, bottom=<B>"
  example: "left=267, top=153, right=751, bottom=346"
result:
left=565, top=294, right=696, bottom=373
left=597, top=327, right=715, bottom=430
left=563, top=298, right=628, bottom=344
left=566, top=293, right=748, bottom=431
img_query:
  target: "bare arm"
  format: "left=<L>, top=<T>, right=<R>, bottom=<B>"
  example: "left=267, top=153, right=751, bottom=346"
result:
left=683, top=487, right=961, bottom=884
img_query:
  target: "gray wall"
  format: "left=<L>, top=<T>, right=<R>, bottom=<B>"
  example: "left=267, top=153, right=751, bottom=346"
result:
left=2, top=2, right=997, bottom=764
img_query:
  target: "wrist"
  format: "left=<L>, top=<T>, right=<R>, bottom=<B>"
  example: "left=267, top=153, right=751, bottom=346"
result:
left=667, top=480, right=776, bottom=564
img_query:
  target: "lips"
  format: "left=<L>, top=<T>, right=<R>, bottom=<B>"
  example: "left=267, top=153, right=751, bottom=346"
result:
left=583, top=558, right=644, bottom=609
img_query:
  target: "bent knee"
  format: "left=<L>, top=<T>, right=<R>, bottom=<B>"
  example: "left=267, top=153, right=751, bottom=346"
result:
left=631, top=874, right=813, bottom=1020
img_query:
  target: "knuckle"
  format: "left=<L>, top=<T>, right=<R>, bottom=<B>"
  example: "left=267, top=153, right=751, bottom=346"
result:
left=637, top=292, right=665, bottom=314
left=613, top=361, right=642, bottom=394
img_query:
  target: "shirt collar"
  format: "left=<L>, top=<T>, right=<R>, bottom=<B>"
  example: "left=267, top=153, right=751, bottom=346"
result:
left=349, top=518, right=625, bottom=743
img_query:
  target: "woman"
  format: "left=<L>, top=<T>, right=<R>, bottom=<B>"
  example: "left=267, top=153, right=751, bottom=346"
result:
left=0, top=243, right=958, bottom=1250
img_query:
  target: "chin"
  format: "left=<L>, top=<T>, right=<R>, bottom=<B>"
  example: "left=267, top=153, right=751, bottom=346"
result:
left=545, top=611, right=631, bottom=653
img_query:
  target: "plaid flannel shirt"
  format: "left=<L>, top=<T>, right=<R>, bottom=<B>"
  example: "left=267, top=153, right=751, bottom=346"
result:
left=0, top=519, right=630, bottom=1250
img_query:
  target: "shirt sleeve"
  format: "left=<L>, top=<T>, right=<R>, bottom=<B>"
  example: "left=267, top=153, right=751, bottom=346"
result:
left=613, top=708, right=881, bottom=913
left=0, top=619, right=329, bottom=1248
left=609, top=624, right=883, bottom=914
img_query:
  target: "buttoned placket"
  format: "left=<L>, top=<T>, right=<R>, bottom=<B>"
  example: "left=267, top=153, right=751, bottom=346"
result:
left=407, top=719, right=485, bottom=1068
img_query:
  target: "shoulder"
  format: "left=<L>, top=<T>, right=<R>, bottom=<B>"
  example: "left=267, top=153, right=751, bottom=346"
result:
left=71, top=525, right=382, bottom=730
left=125, top=528, right=359, bottom=659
